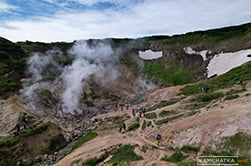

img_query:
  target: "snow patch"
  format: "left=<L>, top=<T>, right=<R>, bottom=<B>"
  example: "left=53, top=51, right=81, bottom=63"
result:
left=184, top=47, right=211, bottom=61
left=207, top=49, right=251, bottom=78
left=139, top=50, right=163, bottom=60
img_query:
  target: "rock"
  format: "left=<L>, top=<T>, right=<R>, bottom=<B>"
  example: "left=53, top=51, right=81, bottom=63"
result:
left=16, top=161, right=21, bottom=166
left=44, top=154, right=48, bottom=160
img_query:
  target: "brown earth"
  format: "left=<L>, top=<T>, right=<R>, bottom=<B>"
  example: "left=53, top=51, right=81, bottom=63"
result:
left=54, top=83, right=251, bottom=166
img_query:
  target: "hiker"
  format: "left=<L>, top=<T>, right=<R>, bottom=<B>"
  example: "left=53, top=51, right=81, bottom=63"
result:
left=22, top=116, right=29, bottom=130
left=139, top=111, right=142, bottom=117
left=132, top=108, right=135, bottom=117
left=204, top=86, right=209, bottom=93
left=142, top=107, right=146, bottom=116
left=239, top=79, right=243, bottom=85
left=138, top=107, right=143, bottom=117
left=156, top=133, right=162, bottom=146
left=126, top=104, right=129, bottom=110
left=123, top=123, right=126, bottom=130
left=119, top=103, right=123, bottom=111
left=14, top=123, right=20, bottom=136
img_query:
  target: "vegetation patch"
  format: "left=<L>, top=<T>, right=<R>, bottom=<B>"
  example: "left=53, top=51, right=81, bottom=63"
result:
left=0, top=122, right=50, bottom=147
left=163, top=23, right=250, bottom=45
left=82, top=152, right=109, bottom=166
left=127, top=123, right=140, bottom=132
left=192, top=93, right=224, bottom=102
left=181, top=145, right=199, bottom=153
left=48, top=133, right=66, bottom=153
left=185, top=110, right=200, bottom=117
left=226, top=89, right=246, bottom=95
left=0, top=37, right=26, bottom=97
left=34, top=89, right=58, bottom=106
left=187, top=102, right=210, bottom=110
left=147, top=97, right=184, bottom=112
left=144, top=62, right=197, bottom=86
left=108, top=145, right=143, bottom=164
left=202, top=148, right=233, bottom=156
left=142, top=120, right=147, bottom=130
left=155, top=114, right=184, bottom=125
left=220, top=132, right=251, bottom=156
left=71, top=130, right=98, bottom=152
left=182, top=61, right=251, bottom=96
left=145, top=112, right=157, bottom=119
left=176, top=162, right=197, bottom=166
left=159, top=110, right=177, bottom=117
left=147, top=121, right=152, bottom=127
left=224, top=95, right=239, bottom=100
left=0, top=122, right=63, bottom=166
left=161, top=152, right=187, bottom=163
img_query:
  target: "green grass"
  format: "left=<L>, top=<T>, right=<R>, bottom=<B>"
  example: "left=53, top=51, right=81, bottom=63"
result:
left=181, top=145, right=199, bottom=153
left=147, top=98, right=183, bottom=112
left=224, top=95, right=239, bottom=100
left=185, top=110, right=200, bottom=116
left=17, top=40, right=74, bottom=56
left=192, top=93, right=224, bottom=102
left=108, top=145, right=143, bottom=164
left=147, top=121, right=152, bottom=127
left=182, top=61, right=251, bottom=96
left=0, top=122, right=59, bottom=165
left=159, top=110, right=177, bottom=117
left=127, top=123, right=140, bottom=132
left=0, top=37, right=26, bottom=96
left=71, top=130, right=98, bottom=152
left=202, top=148, right=234, bottom=156
left=226, top=89, right=246, bottom=95
left=220, top=132, right=251, bottom=156
left=142, top=120, right=147, bottom=130
left=161, top=152, right=187, bottom=163
left=144, top=62, right=197, bottom=86
left=155, top=114, right=184, bottom=125
left=48, top=133, right=66, bottom=153
left=35, top=89, right=58, bottom=106
left=82, top=152, right=109, bottom=166
left=163, top=23, right=250, bottom=45
left=176, top=162, right=197, bottom=166
left=145, top=112, right=157, bottom=119
left=0, top=122, right=50, bottom=147
left=187, top=102, right=210, bottom=110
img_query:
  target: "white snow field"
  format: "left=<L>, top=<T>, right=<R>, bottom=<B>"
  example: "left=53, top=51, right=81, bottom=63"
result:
left=207, top=49, right=251, bottom=77
left=139, top=50, right=163, bottom=60
left=183, top=46, right=211, bottom=61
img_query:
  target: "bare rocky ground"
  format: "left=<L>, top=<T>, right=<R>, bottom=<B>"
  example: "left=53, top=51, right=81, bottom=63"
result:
left=1, top=81, right=251, bottom=166
left=52, top=82, right=251, bottom=166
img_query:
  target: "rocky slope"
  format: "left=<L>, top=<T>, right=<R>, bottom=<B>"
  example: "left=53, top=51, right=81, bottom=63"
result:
left=1, top=22, right=251, bottom=165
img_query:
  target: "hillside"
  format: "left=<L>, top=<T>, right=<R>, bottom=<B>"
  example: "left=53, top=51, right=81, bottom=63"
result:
left=54, top=62, right=251, bottom=166
left=0, top=22, right=251, bottom=165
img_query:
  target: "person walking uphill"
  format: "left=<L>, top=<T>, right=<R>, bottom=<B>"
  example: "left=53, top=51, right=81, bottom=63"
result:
left=132, top=108, right=135, bottom=117
left=156, top=133, right=162, bottom=146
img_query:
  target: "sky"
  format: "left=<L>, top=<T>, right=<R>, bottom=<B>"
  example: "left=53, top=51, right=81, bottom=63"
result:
left=0, top=0, right=251, bottom=42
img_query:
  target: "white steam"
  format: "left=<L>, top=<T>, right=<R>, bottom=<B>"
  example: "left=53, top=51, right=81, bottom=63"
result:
left=21, top=40, right=119, bottom=115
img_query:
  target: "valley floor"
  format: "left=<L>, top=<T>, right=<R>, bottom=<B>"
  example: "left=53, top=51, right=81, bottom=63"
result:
left=53, top=82, right=251, bottom=166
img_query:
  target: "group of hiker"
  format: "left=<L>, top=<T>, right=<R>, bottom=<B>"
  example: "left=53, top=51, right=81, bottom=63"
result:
left=132, top=107, right=146, bottom=117
left=14, top=113, right=30, bottom=136
left=116, top=103, right=162, bottom=146
left=117, top=103, right=146, bottom=117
